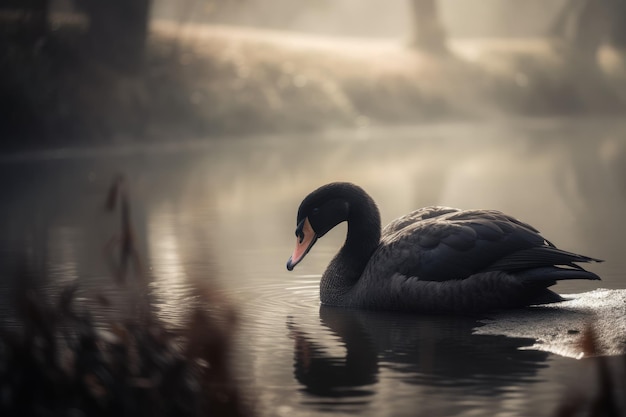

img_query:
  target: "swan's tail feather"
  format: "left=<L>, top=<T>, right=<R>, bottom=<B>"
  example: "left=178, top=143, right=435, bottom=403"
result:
left=485, top=246, right=603, bottom=273
left=515, top=266, right=601, bottom=284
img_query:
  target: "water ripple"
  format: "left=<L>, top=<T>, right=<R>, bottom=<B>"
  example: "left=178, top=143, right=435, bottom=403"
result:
left=229, top=275, right=321, bottom=315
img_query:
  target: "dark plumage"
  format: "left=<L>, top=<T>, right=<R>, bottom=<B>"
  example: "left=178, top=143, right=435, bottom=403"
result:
left=286, top=182, right=601, bottom=313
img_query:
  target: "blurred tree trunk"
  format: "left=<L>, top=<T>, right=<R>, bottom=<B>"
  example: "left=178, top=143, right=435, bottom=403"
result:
left=29, top=0, right=48, bottom=38
left=550, top=0, right=623, bottom=110
left=409, top=0, right=447, bottom=54
left=566, top=0, right=607, bottom=63
left=607, top=0, right=626, bottom=50
left=84, top=0, right=151, bottom=71
left=550, top=0, right=626, bottom=61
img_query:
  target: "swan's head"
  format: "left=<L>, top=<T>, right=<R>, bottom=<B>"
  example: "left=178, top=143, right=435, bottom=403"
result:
left=286, top=183, right=353, bottom=270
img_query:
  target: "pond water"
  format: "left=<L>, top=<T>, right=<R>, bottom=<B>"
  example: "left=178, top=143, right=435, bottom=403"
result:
left=1, top=117, right=625, bottom=416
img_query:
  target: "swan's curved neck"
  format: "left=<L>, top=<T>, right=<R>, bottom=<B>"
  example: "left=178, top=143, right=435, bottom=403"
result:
left=320, top=193, right=381, bottom=305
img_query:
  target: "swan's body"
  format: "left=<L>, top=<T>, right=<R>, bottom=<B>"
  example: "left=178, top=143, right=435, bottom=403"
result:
left=286, top=182, right=601, bottom=313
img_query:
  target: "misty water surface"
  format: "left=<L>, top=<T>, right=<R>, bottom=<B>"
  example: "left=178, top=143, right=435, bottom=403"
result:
left=0, top=118, right=625, bottom=417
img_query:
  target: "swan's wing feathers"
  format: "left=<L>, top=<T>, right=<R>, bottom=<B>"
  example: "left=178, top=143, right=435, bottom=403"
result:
left=380, top=209, right=598, bottom=282
left=484, top=246, right=602, bottom=272
left=514, top=266, right=601, bottom=283
left=382, top=206, right=460, bottom=235
left=437, top=224, right=477, bottom=250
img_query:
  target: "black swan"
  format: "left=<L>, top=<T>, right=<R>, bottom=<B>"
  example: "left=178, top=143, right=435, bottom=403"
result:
left=286, top=182, right=601, bottom=313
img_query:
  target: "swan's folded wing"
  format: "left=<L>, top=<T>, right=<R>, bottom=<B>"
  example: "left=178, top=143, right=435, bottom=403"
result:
left=378, top=209, right=591, bottom=282
left=382, top=206, right=460, bottom=235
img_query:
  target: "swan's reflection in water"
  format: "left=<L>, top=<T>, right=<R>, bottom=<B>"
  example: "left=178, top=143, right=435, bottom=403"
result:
left=288, top=310, right=378, bottom=398
left=289, top=306, right=550, bottom=407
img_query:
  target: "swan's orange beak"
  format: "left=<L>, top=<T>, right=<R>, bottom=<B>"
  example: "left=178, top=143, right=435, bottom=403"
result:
left=286, top=217, right=318, bottom=271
